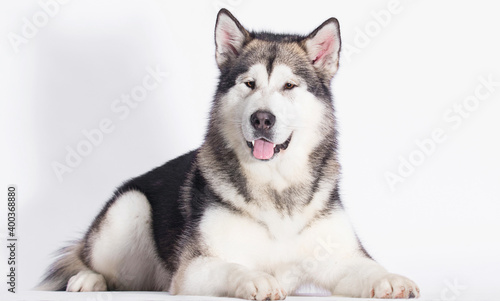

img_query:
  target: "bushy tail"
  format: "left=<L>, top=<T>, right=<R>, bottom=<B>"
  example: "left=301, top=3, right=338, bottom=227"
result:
left=36, top=241, right=88, bottom=291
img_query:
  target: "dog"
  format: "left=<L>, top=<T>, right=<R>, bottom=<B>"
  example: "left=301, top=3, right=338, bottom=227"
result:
left=38, top=9, right=420, bottom=300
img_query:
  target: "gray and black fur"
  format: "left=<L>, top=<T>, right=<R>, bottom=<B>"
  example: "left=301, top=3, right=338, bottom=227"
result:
left=38, top=9, right=419, bottom=299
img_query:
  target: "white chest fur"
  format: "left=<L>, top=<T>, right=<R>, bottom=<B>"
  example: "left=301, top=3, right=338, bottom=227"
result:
left=198, top=205, right=360, bottom=272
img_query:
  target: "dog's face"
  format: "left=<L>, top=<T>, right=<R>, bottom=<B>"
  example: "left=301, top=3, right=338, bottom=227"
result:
left=213, top=10, right=341, bottom=164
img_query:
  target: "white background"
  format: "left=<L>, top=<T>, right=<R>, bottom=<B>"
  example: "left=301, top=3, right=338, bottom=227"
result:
left=1, top=0, right=500, bottom=300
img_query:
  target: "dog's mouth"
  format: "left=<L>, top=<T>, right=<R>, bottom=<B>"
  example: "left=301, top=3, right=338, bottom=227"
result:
left=246, top=134, right=292, bottom=161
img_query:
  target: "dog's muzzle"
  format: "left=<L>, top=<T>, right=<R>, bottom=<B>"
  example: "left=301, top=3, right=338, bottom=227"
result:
left=245, top=110, right=292, bottom=160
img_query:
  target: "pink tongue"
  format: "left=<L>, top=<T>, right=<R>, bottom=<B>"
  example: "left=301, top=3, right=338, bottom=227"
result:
left=253, top=139, right=275, bottom=160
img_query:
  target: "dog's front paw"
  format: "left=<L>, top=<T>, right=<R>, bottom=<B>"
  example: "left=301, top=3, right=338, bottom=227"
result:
left=66, top=270, right=107, bottom=292
left=370, top=273, right=420, bottom=299
left=232, top=271, right=287, bottom=300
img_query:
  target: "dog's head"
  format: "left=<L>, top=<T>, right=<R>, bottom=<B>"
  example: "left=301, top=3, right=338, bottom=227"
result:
left=211, top=9, right=341, bottom=165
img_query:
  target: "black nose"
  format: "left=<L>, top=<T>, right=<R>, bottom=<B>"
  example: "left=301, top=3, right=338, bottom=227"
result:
left=250, top=111, right=276, bottom=131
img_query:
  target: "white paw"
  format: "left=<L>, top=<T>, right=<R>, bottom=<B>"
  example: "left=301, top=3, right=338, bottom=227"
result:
left=66, top=270, right=107, bottom=292
left=233, top=271, right=287, bottom=300
left=370, top=273, right=420, bottom=299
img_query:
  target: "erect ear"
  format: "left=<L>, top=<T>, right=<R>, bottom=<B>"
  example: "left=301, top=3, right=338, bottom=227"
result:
left=304, top=18, right=341, bottom=79
left=214, top=9, right=250, bottom=69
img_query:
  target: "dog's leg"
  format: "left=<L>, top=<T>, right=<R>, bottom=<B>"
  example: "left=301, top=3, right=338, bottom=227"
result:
left=38, top=190, right=169, bottom=291
left=309, top=255, right=420, bottom=298
left=36, top=241, right=106, bottom=291
left=171, top=256, right=287, bottom=300
left=301, top=213, right=420, bottom=298
left=66, top=270, right=107, bottom=292
left=84, top=190, right=169, bottom=291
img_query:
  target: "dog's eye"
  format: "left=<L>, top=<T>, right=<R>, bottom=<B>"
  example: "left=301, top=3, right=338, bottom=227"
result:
left=245, top=81, right=255, bottom=89
left=284, top=83, right=296, bottom=90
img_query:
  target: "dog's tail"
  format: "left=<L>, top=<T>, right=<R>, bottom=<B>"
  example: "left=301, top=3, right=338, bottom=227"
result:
left=35, top=241, right=88, bottom=291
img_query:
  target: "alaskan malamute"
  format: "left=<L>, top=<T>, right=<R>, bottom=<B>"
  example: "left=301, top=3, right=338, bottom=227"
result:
left=38, top=9, right=420, bottom=299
